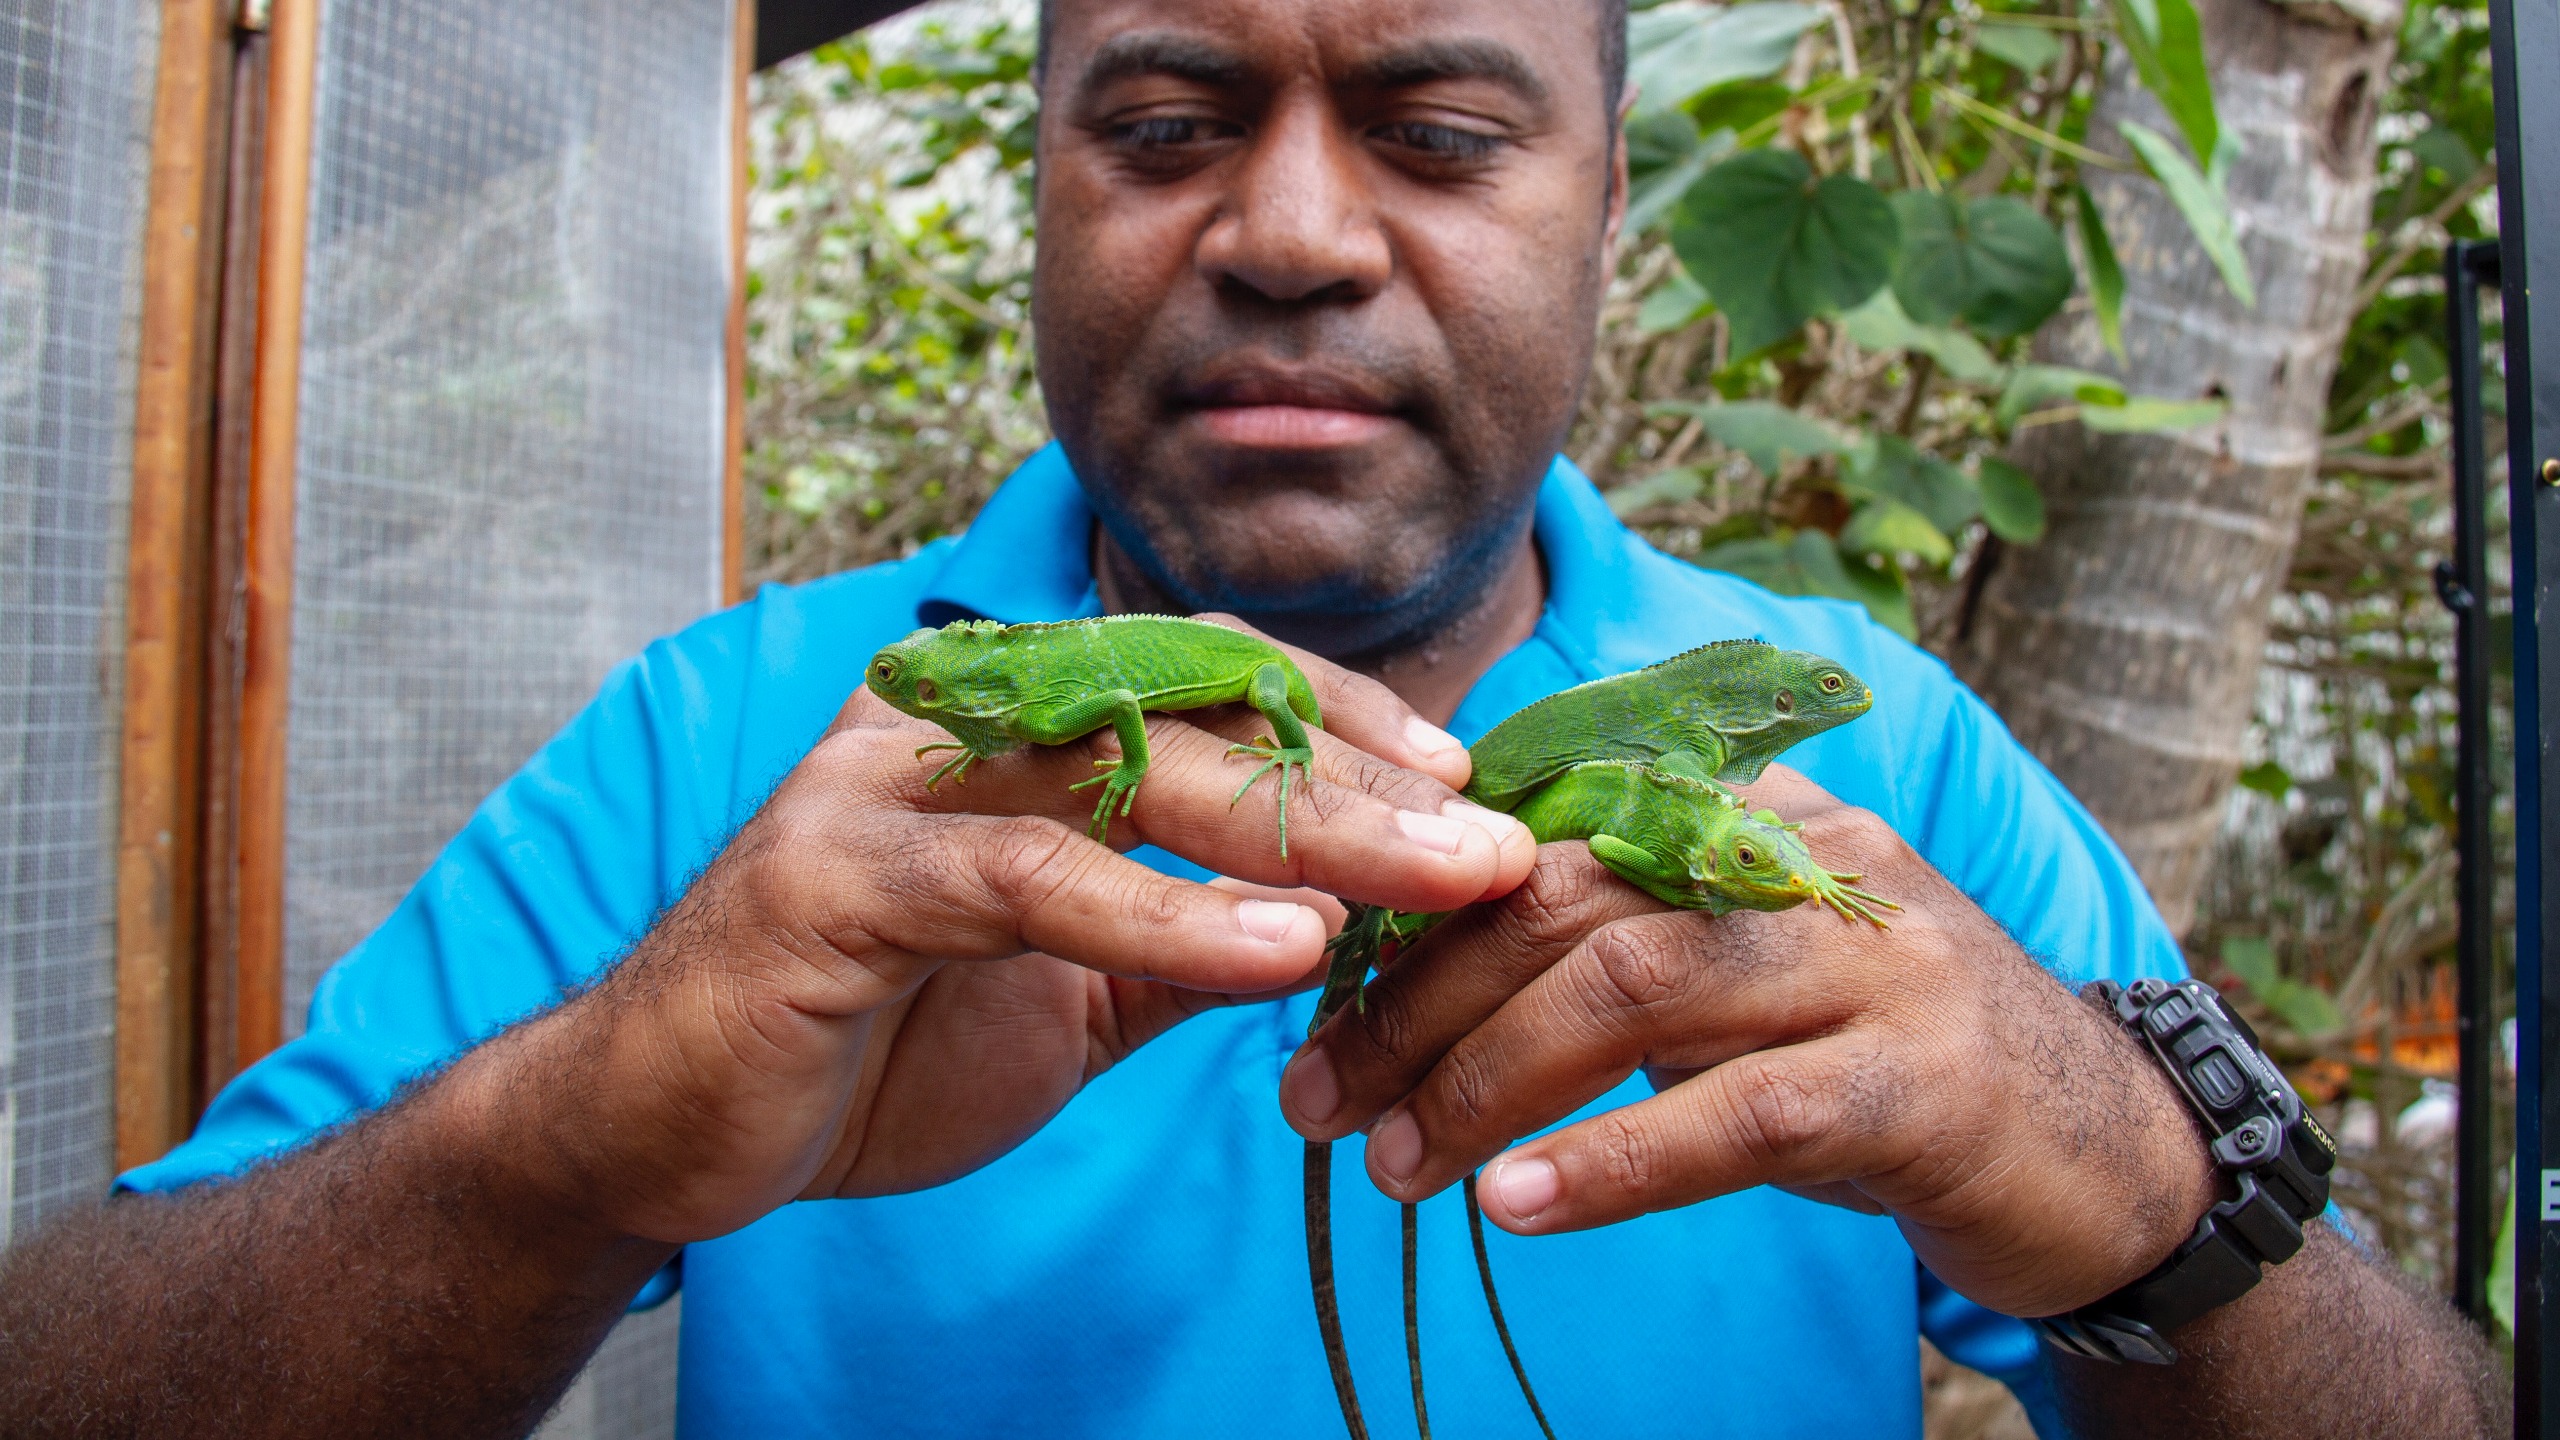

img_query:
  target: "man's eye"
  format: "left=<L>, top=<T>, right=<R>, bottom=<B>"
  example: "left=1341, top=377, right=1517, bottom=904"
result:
left=1373, top=122, right=1502, bottom=164
left=1111, top=116, right=1237, bottom=152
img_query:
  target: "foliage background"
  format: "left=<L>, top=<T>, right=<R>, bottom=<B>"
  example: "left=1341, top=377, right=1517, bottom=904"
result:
left=745, top=0, right=2511, bottom=1351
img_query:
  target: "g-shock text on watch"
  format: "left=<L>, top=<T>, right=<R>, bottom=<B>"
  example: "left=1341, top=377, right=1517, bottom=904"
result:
left=2030, top=977, right=2339, bottom=1366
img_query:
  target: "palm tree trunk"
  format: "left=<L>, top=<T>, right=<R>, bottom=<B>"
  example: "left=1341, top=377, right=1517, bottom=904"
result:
left=1954, top=0, right=2401, bottom=935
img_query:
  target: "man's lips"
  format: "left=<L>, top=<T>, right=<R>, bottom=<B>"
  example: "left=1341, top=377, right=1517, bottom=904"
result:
left=1197, top=404, right=1400, bottom=449
left=1178, top=368, right=1407, bottom=451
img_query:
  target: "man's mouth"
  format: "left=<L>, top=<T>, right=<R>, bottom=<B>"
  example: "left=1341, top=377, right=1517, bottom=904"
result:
left=1181, top=367, right=1405, bottom=451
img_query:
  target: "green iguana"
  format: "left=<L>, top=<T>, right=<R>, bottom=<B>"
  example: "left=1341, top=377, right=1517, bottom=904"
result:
left=865, top=615, right=1322, bottom=853
left=1461, top=640, right=1871, bottom=810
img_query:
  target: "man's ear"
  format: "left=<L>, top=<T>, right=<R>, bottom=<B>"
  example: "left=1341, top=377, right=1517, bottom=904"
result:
left=1601, top=83, right=1637, bottom=253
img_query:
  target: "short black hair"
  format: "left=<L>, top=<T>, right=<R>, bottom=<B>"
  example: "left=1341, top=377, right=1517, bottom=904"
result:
left=1036, top=1, right=1631, bottom=122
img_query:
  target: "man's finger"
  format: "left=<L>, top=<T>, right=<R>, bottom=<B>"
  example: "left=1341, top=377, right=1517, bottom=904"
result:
left=1282, top=845, right=1656, bottom=1141
left=1473, top=1032, right=1920, bottom=1234
left=1189, top=611, right=1474, bottom=792
left=825, top=812, right=1329, bottom=997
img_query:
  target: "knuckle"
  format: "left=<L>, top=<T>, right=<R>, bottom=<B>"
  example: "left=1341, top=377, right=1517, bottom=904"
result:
left=1727, top=1064, right=1841, bottom=1165
left=1588, top=1111, right=1668, bottom=1197
left=1429, top=1044, right=1507, bottom=1134
left=975, top=815, right=1087, bottom=913
left=1498, top=854, right=1612, bottom=956
left=1584, top=920, right=1692, bottom=1016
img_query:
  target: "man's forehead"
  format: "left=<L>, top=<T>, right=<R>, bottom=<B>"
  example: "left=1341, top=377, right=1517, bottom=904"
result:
left=1046, top=0, right=1607, bottom=101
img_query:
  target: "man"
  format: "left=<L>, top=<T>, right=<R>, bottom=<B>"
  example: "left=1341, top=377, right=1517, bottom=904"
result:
left=0, top=0, right=2501, bottom=1434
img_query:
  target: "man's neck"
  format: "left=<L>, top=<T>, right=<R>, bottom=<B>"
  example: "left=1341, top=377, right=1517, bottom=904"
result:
left=1091, top=530, right=1546, bottom=727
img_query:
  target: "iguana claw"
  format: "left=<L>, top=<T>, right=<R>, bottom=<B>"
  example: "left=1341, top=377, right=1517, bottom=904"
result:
left=917, top=743, right=976, bottom=791
left=1226, top=734, right=1314, bottom=858
left=1068, top=759, right=1142, bottom=841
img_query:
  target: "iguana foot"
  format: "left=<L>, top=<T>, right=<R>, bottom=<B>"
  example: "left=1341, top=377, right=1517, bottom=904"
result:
left=1068, top=759, right=1143, bottom=842
left=1226, top=735, right=1314, bottom=858
left=917, top=743, right=976, bottom=791
left=1812, top=872, right=1900, bottom=929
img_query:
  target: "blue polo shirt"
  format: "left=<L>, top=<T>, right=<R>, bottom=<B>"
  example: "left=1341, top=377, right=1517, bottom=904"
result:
left=123, top=446, right=2181, bottom=1437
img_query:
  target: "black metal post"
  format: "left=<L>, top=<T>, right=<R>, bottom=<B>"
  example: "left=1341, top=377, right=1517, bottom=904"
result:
left=2440, top=238, right=2501, bottom=1328
left=2487, top=0, right=2560, bottom=1423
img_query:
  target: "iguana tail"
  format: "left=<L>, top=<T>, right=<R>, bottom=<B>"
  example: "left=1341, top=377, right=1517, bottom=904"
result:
left=1306, top=1141, right=1370, bottom=1440
left=1467, top=1173, right=1560, bottom=1440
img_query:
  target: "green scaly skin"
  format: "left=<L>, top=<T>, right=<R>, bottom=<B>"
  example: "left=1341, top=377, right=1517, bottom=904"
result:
left=1461, top=640, right=1872, bottom=810
left=865, top=615, right=1323, bottom=855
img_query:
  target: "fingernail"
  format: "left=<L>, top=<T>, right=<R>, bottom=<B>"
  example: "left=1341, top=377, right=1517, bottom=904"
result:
left=1370, top=1111, right=1422, bottom=1183
left=1489, top=1155, right=1557, bottom=1219
left=1443, top=799, right=1530, bottom=848
left=1404, top=715, right=1465, bottom=757
left=1236, top=900, right=1306, bottom=944
left=1396, top=809, right=1470, bottom=855
left=1283, top=1049, right=1340, bottom=1126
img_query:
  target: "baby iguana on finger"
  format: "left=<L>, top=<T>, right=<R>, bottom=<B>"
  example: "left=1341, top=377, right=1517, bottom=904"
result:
left=865, top=615, right=1322, bottom=853
left=1462, top=639, right=1871, bottom=809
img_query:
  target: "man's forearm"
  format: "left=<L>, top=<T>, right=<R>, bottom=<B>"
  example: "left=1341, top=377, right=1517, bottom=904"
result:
left=0, top=1010, right=673, bottom=1439
left=2051, top=1223, right=2507, bottom=1439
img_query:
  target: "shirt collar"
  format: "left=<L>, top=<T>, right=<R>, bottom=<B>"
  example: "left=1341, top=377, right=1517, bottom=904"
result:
left=916, top=441, right=1643, bottom=673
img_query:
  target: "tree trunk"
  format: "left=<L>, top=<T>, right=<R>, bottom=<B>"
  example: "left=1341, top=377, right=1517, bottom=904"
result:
left=1953, top=0, right=2400, bottom=935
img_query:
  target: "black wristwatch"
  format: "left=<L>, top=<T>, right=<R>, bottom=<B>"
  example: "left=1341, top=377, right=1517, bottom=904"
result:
left=2029, top=978, right=2339, bottom=1365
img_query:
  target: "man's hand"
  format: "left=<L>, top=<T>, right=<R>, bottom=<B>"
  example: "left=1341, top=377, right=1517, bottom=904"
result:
left=1282, top=763, right=2215, bottom=1319
left=504, top=618, right=1535, bottom=1246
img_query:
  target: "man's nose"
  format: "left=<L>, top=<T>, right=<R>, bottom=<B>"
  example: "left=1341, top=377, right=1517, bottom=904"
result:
left=1194, top=99, right=1392, bottom=305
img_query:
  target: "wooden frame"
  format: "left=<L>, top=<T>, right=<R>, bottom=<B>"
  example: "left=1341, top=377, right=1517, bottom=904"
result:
left=116, top=0, right=239, bottom=1169
left=231, top=0, right=321, bottom=1070
left=726, top=0, right=756, bottom=604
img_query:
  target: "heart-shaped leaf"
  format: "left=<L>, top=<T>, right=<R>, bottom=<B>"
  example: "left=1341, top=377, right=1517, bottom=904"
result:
left=1674, top=148, right=1900, bottom=355
left=1889, top=192, right=2074, bottom=338
left=1698, top=529, right=1916, bottom=637
left=1840, top=498, right=1957, bottom=568
left=1838, top=289, right=2005, bottom=384
left=1976, top=458, right=2046, bottom=543
left=1844, top=434, right=1979, bottom=534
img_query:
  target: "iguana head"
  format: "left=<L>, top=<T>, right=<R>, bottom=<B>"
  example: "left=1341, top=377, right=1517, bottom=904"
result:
left=1698, top=817, right=1839, bottom=913
left=865, top=621, right=1002, bottom=721
left=1717, top=649, right=1874, bottom=781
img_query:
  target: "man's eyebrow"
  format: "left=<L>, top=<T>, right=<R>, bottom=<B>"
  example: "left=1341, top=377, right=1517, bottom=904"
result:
left=1076, top=33, right=1253, bottom=93
left=1349, top=39, right=1551, bottom=105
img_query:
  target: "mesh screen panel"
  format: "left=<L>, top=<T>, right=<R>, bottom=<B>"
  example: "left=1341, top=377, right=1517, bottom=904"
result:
left=284, top=0, right=732, bottom=1027
left=0, top=0, right=156, bottom=1248
left=286, top=1, right=733, bottom=1428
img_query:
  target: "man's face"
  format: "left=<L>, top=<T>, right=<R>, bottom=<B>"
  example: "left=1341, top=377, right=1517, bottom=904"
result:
left=1033, top=0, right=1625, bottom=655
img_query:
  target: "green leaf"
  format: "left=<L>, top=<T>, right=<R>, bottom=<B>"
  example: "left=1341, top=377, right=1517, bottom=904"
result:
left=2237, top=759, right=2294, bottom=799
left=1701, top=530, right=1916, bottom=637
left=1975, top=20, right=2065, bottom=72
left=1629, top=3, right=1827, bottom=118
left=2268, top=982, right=2345, bottom=1039
left=1673, top=148, right=1901, bottom=355
left=1889, top=192, right=2075, bottom=339
left=1838, top=289, right=2004, bottom=385
left=2074, top=187, right=2128, bottom=362
left=2118, top=120, right=2255, bottom=308
left=1840, top=498, right=1956, bottom=568
left=1997, top=365, right=2126, bottom=428
left=2109, top=0, right=2219, bottom=167
left=1844, top=434, right=1981, bottom=533
left=1606, top=466, right=1708, bottom=515
left=1977, top=458, right=2046, bottom=543
left=2411, top=124, right=2482, bottom=186
left=1638, top=267, right=1714, bottom=333
left=2219, top=935, right=2280, bottom=993
left=2080, top=395, right=2229, bottom=432
left=1650, top=398, right=1850, bottom=477
left=1626, top=123, right=1735, bottom=236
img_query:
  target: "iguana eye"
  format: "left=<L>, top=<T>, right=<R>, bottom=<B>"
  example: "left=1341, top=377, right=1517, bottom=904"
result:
left=1773, top=690, right=1794, bottom=714
left=872, top=660, right=896, bottom=682
left=916, top=679, right=939, bottom=703
left=1819, top=673, right=1845, bottom=694
left=1736, top=843, right=1758, bottom=867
